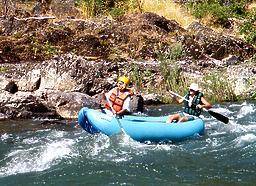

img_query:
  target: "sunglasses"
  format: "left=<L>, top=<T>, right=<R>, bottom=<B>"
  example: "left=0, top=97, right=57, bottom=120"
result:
left=118, top=81, right=125, bottom=85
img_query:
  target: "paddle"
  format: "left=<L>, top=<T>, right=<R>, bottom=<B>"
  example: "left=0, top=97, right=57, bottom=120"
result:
left=169, top=90, right=229, bottom=124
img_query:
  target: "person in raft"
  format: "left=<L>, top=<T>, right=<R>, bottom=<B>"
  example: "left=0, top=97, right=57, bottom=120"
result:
left=102, top=76, right=133, bottom=116
left=166, top=83, right=212, bottom=123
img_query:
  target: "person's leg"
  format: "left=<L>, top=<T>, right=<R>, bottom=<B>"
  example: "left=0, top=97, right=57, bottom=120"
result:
left=178, top=115, right=195, bottom=123
left=166, top=113, right=181, bottom=123
left=178, top=116, right=188, bottom=123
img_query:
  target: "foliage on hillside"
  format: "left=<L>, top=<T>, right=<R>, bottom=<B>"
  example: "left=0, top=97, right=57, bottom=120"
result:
left=1, top=0, right=255, bottom=46
left=74, top=0, right=256, bottom=46
left=74, top=0, right=141, bottom=17
left=185, top=0, right=256, bottom=46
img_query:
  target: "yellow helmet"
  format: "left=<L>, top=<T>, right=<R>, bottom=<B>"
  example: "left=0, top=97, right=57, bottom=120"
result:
left=117, top=76, right=130, bottom=86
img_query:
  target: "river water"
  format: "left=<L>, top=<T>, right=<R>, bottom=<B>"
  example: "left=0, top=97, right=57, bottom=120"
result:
left=0, top=101, right=256, bottom=185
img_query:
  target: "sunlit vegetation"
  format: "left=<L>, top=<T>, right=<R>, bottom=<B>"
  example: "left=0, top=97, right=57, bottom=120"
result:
left=201, top=70, right=237, bottom=102
left=141, top=0, right=195, bottom=27
left=158, top=43, right=187, bottom=92
left=75, top=0, right=195, bottom=26
left=185, top=0, right=256, bottom=46
left=74, top=0, right=255, bottom=45
left=29, top=36, right=59, bottom=59
left=75, top=0, right=140, bottom=17
left=130, top=41, right=240, bottom=103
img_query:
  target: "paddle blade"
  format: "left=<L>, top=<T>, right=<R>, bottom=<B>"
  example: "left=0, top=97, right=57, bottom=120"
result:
left=207, top=110, right=229, bottom=124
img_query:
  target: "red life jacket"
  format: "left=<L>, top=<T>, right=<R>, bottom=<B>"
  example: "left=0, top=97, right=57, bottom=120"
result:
left=105, top=88, right=133, bottom=112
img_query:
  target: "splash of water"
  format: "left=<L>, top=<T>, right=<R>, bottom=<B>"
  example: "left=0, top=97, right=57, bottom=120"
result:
left=0, top=131, right=76, bottom=177
left=237, top=103, right=255, bottom=119
left=234, top=134, right=256, bottom=147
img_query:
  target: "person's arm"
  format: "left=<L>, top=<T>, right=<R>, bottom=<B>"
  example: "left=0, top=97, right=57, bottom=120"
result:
left=169, top=91, right=185, bottom=104
left=116, top=96, right=131, bottom=115
left=172, top=94, right=184, bottom=104
left=105, top=89, right=113, bottom=100
left=197, top=97, right=212, bottom=109
left=102, top=88, right=115, bottom=112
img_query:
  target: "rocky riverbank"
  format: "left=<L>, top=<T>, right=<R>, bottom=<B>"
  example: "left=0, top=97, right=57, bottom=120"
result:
left=0, top=10, right=255, bottom=120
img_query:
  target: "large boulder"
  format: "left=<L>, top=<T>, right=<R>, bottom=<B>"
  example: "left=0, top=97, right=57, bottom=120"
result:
left=227, top=63, right=256, bottom=96
left=186, top=22, right=255, bottom=61
left=34, top=89, right=100, bottom=119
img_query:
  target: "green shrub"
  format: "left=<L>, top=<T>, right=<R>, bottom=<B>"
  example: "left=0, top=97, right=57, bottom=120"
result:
left=186, top=1, right=250, bottom=23
left=130, top=63, right=144, bottom=91
left=42, top=41, right=59, bottom=56
left=240, top=8, right=256, bottom=46
left=186, top=1, right=255, bottom=45
left=252, top=91, right=256, bottom=99
left=158, top=43, right=187, bottom=96
left=201, top=70, right=237, bottom=102
left=248, top=53, right=256, bottom=63
left=109, top=7, right=126, bottom=17
left=29, top=36, right=58, bottom=59
left=186, top=1, right=230, bottom=24
left=0, top=66, right=8, bottom=72
left=75, top=0, right=139, bottom=17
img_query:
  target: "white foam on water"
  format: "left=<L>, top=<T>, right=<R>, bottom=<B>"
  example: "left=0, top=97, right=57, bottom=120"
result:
left=210, top=107, right=234, bottom=114
left=78, top=133, right=114, bottom=161
left=0, top=133, right=10, bottom=141
left=89, top=133, right=134, bottom=162
left=110, top=134, right=178, bottom=162
left=152, top=143, right=177, bottom=151
left=83, top=131, right=180, bottom=163
left=244, top=124, right=256, bottom=131
left=234, top=134, right=256, bottom=147
left=208, top=131, right=227, bottom=137
left=89, top=135, right=110, bottom=156
left=229, top=101, right=247, bottom=108
left=22, top=137, right=40, bottom=145
left=0, top=131, right=76, bottom=176
left=237, top=103, right=255, bottom=119
left=229, top=122, right=256, bottom=134
left=221, top=120, right=250, bottom=134
left=88, top=133, right=137, bottom=160
left=203, top=138, right=222, bottom=151
left=117, top=132, right=180, bottom=153
left=117, top=132, right=145, bottom=147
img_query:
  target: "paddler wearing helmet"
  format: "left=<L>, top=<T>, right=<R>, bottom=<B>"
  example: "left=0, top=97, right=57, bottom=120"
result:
left=103, top=75, right=133, bottom=116
left=166, top=83, right=212, bottom=123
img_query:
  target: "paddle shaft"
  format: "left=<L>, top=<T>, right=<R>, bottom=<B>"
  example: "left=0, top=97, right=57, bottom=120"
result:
left=105, top=93, right=115, bottom=114
left=105, top=93, right=124, bottom=128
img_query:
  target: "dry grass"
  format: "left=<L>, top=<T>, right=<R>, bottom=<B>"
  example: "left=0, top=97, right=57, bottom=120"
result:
left=141, top=0, right=196, bottom=27
left=247, top=2, right=256, bottom=10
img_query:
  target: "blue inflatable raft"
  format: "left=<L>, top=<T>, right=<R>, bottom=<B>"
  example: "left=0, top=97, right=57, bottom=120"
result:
left=78, top=107, right=205, bottom=143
